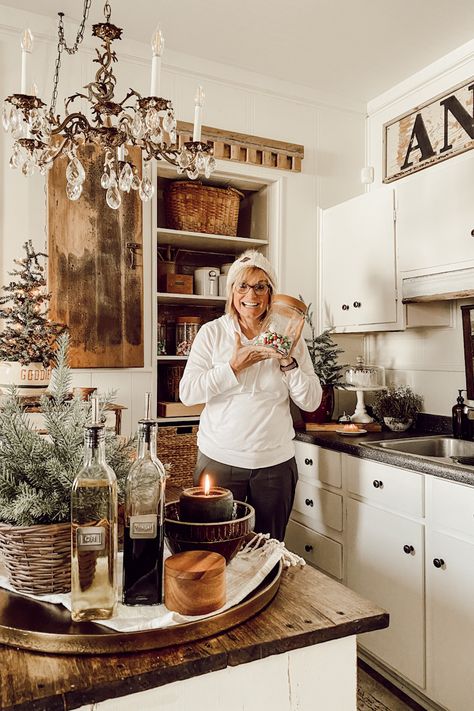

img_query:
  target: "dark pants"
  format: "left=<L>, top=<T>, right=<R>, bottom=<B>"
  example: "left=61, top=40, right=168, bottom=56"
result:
left=193, top=451, right=298, bottom=541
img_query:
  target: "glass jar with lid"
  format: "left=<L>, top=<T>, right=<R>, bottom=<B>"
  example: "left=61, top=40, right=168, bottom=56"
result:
left=255, top=294, right=307, bottom=357
left=345, top=356, right=385, bottom=388
left=175, top=316, right=202, bottom=356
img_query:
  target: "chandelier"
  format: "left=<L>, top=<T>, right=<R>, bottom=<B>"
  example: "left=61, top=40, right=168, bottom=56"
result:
left=2, top=1, right=216, bottom=210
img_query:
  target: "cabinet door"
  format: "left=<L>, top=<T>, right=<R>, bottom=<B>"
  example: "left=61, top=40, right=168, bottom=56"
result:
left=346, top=498, right=425, bottom=687
left=321, top=188, right=400, bottom=332
left=397, top=150, right=474, bottom=274
left=426, top=531, right=474, bottom=711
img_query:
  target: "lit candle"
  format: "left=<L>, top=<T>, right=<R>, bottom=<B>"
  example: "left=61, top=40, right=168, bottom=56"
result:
left=150, top=26, right=164, bottom=97
left=193, top=86, right=204, bottom=142
left=20, top=28, right=34, bottom=94
left=179, top=474, right=234, bottom=523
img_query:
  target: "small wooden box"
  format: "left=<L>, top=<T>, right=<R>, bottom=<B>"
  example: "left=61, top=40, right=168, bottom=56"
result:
left=157, top=401, right=204, bottom=418
left=164, top=550, right=226, bottom=615
left=159, top=273, right=193, bottom=294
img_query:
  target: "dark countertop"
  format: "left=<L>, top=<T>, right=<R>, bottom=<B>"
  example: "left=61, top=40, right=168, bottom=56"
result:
left=0, top=563, right=388, bottom=711
left=295, top=429, right=474, bottom=486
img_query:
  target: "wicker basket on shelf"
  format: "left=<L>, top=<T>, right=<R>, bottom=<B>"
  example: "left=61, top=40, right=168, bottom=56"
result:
left=0, top=522, right=71, bottom=594
left=157, top=425, right=198, bottom=491
left=164, top=181, right=244, bottom=236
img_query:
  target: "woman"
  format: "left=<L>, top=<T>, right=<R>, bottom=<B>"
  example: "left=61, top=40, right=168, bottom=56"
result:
left=179, top=250, right=321, bottom=540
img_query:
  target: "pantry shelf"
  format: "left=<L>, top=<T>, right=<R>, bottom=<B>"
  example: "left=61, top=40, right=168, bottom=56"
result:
left=157, top=228, right=268, bottom=254
left=157, top=292, right=227, bottom=306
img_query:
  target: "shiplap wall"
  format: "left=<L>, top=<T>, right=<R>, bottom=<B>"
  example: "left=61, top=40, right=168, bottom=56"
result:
left=0, top=4, right=365, bottom=434
left=365, top=39, right=474, bottom=415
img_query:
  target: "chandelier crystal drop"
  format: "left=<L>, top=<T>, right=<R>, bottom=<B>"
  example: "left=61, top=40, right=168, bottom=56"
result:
left=2, top=1, right=215, bottom=209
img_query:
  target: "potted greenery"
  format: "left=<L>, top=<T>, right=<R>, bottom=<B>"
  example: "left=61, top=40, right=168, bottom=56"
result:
left=372, top=385, right=423, bottom=431
left=0, top=240, right=64, bottom=396
left=300, top=299, right=347, bottom=423
left=0, top=333, right=135, bottom=595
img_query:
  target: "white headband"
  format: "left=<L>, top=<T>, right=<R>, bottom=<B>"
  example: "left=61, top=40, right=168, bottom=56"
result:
left=226, top=250, right=277, bottom=297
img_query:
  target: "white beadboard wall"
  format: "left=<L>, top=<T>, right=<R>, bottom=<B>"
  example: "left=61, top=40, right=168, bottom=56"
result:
left=0, top=5, right=365, bottom=434
left=364, top=39, right=474, bottom=416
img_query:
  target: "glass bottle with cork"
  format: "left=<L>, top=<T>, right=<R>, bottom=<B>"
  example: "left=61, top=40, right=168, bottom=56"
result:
left=122, top=393, right=166, bottom=605
left=71, top=396, right=118, bottom=622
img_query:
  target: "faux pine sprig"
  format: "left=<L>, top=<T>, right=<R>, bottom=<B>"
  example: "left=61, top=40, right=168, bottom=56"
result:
left=0, top=333, right=135, bottom=527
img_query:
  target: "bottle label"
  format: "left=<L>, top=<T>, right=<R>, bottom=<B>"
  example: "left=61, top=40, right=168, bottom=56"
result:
left=130, top=514, right=158, bottom=539
left=77, top=526, right=106, bottom=552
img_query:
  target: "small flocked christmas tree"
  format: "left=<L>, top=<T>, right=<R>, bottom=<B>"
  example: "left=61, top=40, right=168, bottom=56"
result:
left=0, top=240, right=64, bottom=366
left=300, top=297, right=347, bottom=385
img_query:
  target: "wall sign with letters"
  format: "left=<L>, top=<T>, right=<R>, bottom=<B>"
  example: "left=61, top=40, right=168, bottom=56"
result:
left=383, top=77, right=474, bottom=182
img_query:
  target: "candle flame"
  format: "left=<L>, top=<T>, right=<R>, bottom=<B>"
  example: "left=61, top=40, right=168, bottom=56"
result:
left=203, top=474, right=211, bottom=495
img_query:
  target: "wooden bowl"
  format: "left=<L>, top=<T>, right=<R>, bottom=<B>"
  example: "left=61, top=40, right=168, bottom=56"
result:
left=164, top=501, right=255, bottom=564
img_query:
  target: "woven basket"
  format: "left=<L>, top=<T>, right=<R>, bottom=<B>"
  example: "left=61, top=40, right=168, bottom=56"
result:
left=157, top=425, right=198, bottom=490
left=164, top=181, right=244, bottom=236
left=0, top=521, right=71, bottom=594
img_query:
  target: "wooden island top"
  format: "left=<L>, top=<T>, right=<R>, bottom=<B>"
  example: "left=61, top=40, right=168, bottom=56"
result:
left=0, top=562, right=388, bottom=711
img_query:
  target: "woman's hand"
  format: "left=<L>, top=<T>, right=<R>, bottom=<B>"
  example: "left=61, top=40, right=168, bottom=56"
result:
left=229, top=332, right=279, bottom=375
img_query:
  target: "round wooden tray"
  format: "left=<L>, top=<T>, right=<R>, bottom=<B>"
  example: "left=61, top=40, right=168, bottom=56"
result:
left=0, top=561, right=282, bottom=655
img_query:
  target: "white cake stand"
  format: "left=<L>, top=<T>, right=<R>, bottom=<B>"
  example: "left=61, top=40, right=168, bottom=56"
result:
left=341, top=385, right=387, bottom=424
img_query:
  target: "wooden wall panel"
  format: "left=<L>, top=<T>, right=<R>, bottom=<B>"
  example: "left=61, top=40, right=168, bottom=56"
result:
left=48, top=145, right=144, bottom=368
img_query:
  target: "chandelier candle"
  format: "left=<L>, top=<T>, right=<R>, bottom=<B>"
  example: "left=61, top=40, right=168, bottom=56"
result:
left=122, top=393, right=166, bottom=606
left=179, top=475, right=234, bottom=523
left=150, top=27, right=164, bottom=97
left=71, top=397, right=118, bottom=622
left=20, top=29, right=33, bottom=94
left=193, top=86, right=204, bottom=142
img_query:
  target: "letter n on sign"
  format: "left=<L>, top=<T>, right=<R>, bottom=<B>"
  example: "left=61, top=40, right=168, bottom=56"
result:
left=383, top=77, right=474, bottom=183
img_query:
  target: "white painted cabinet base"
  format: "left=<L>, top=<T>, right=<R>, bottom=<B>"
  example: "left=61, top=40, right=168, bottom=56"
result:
left=77, top=636, right=357, bottom=711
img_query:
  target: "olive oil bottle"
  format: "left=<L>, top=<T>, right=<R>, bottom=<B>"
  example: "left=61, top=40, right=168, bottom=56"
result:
left=122, top=393, right=166, bottom=605
left=71, top=397, right=118, bottom=621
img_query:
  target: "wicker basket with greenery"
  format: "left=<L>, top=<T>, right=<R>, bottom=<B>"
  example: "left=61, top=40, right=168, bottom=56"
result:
left=0, top=334, right=135, bottom=594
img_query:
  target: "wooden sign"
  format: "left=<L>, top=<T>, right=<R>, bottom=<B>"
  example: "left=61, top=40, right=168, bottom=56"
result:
left=383, top=77, right=474, bottom=183
left=48, top=144, right=144, bottom=368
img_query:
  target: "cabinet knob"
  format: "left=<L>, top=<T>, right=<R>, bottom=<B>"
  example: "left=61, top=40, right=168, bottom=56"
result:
left=471, top=229, right=474, bottom=236
left=304, top=544, right=313, bottom=552
left=305, top=498, right=314, bottom=507
left=372, top=480, right=383, bottom=488
left=353, top=301, right=361, bottom=308
left=433, top=558, right=445, bottom=569
left=304, top=458, right=313, bottom=466
left=403, top=544, right=414, bottom=554
left=341, top=304, right=350, bottom=311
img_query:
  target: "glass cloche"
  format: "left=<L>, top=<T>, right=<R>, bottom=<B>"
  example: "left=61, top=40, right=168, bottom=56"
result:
left=345, top=356, right=386, bottom=389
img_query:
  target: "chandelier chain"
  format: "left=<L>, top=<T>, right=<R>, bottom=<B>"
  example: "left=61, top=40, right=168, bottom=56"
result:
left=50, top=0, right=93, bottom=114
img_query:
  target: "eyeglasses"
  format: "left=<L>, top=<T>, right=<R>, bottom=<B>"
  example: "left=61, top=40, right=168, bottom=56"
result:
left=235, top=281, right=270, bottom=295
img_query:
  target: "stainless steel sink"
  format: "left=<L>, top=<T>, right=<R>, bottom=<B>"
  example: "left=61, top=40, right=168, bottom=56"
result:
left=363, top=436, right=474, bottom=466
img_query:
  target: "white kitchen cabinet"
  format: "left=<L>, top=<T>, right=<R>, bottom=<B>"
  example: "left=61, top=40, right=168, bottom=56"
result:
left=321, top=188, right=403, bottom=333
left=425, top=477, right=474, bottom=711
left=287, top=442, right=343, bottom=579
left=397, top=150, right=474, bottom=275
left=346, top=497, right=425, bottom=688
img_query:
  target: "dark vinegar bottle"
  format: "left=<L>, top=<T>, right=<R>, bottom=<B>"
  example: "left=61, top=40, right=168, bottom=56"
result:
left=122, top=394, right=166, bottom=605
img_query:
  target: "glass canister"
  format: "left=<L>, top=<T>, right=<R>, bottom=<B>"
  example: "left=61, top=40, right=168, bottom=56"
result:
left=255, top=294, right=307, bottom=357
left=175, top=316, right=202, bottom=356
left=157, top=322, right=167, bottom=355
left=345, top=356, right=386, bottom=388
